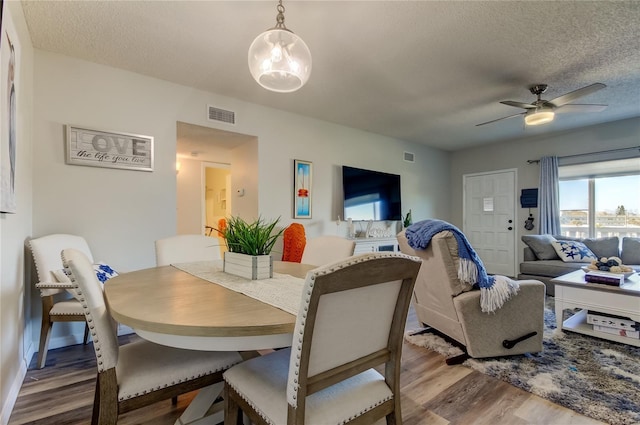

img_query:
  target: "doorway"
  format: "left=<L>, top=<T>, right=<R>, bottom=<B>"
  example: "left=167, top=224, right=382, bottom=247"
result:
left=176, top=121, right=258, bottom=236
left=203, top=163, right=231, bottom=235
left=463, top=169, right=517, bottom=277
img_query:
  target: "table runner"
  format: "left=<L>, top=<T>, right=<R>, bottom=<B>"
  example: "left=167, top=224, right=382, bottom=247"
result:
left=171, top=260, right=304, bottom=315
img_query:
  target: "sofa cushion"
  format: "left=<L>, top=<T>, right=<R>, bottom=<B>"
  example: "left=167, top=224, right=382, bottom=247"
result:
left=522, top=235, right=560, bottom=260
left=519, top=260, right=585, bottom=277
left=552, top=240, right=597, bottom=262
left=581, top=237, right=620, bottom=259
left=622, top=237, right=640, bottom=265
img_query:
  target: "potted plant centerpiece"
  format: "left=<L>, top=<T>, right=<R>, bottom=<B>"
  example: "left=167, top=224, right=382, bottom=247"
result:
left=220, top=216, right=284, bottom=280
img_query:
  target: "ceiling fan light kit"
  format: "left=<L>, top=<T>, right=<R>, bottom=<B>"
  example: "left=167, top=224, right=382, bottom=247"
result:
left=476, top=82, right=607, bottom=127
left=525, top=108, right=555, bottom=126
left=248, top=0, right=312, bottom=93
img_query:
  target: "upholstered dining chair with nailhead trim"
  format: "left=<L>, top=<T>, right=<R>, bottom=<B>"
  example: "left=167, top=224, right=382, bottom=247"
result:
left=29, top=234, right=94, bottom=369
left=223, top=252, right=421, bottom=425
left=155, top=234, right=222, bottom=266
left=300, top=235, right=355, bottom=267
left=61, top=248, right=242, bottom=425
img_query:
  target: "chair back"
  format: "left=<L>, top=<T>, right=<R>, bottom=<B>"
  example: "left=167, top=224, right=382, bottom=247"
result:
left=300, top=235, right=355, bottom=266
left=397, top=229, right=474, bottom=344
left=281, top=223, right=306, bottom=262
left=286, top=252, right=421, bottom=415
left=30, top=234, right=94, bottom=296
left=61, top=248, right=119, bottom=372
left=155, top=234, right=221, bottom=266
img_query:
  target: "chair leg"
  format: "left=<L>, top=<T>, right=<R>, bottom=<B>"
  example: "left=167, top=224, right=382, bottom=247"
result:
left=91, top=379, right=101, bottom=425
left=37, top=318, right=53, bottom=369
left=83, top=323, right=90, bottom=344
left=223, top=383, right=241, bottom=425
left=95, top=371, right=118, bottom=425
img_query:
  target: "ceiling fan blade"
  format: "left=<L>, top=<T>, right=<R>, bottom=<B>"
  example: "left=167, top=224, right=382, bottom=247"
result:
left=548, top=83, right=606, bottom=107
left=556, top=104, right=608, bottom=113
left=476, top=112, right=525, bottom=127
left=500, top=100, right=536, bottom=109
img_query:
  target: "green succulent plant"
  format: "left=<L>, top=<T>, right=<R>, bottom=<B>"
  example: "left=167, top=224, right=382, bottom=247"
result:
left=221, top=216, right=284, bottom=256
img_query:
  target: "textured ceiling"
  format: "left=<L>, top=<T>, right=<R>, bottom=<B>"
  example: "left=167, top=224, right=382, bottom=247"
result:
left=22, top=1, right=640, bottom=153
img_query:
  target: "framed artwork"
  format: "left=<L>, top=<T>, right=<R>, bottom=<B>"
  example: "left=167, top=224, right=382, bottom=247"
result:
left=294, top=159, right=312, bottom=219
left=65, top=125, right=154, bottom=172
left=0, top=0, right=18, bottom=213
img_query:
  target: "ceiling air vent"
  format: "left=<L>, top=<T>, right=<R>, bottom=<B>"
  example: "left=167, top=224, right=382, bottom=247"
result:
left=207, top=105, right=236, bottom=125
left=403, top=151, right=415, bottom=163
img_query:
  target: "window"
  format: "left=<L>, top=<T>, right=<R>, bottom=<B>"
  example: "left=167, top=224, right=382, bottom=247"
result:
left=559, top=158, right=640, bottom=238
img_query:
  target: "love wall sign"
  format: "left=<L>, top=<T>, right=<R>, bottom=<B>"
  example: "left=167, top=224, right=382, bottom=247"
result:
left=65, top=126, right=154, bottom=172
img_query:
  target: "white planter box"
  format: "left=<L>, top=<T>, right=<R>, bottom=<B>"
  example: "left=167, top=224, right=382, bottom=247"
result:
left=223, top=252, right=273, bottom=280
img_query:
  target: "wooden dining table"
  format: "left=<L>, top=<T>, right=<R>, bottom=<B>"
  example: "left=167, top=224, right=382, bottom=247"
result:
left=104, top=260, right=316, bottom=425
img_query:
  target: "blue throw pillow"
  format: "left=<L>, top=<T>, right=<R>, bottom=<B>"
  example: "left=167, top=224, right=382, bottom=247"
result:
left=54, top=262, right=119, bottom=284
left=552, top=240, right=597, bottom=263
left=93, top=262, right=118, bottom=283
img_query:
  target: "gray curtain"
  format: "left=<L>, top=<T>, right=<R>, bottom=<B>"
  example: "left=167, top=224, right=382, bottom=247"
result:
left=538, top=156, right=561, bottom=235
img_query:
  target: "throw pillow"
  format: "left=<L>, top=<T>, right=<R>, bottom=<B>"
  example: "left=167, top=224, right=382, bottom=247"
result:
left=582, top=237, right=620, bottom=259
left=621, top=237, right=640, bottom=265
left=522, top=235, right=560, bottom=260
left=53, top=262, right=119, bottom=285
left=94, top=262, right=119, bottom=283
left=552, top=240, right=597, bottom=263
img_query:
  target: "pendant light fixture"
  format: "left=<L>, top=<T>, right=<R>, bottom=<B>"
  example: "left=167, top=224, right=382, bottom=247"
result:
left=248, top=0, right=312, bottom=93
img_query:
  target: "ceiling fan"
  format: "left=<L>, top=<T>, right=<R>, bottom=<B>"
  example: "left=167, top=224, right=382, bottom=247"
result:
left=476, top=83, right=607, bottom=127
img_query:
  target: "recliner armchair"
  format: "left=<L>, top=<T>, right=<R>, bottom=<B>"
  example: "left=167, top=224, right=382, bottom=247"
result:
left=397, top=229, right=545, bottom=362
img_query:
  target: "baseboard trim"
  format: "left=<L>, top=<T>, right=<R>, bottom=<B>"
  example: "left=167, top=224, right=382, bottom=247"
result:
left=1, top=359, right=27, bottom=425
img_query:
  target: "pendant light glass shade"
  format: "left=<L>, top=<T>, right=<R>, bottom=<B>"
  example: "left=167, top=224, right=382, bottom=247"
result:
left=248, top=1, right=312, bottom=93
left=525, top=108, right=555, bottom=126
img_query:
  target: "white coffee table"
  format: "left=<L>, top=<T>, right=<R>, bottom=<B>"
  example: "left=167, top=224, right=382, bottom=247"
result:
left=551, top=269, right=640, bottom=347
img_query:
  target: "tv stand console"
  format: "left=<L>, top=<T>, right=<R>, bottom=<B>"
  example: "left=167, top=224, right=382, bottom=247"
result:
left=352, top=237, right=400, bottom=254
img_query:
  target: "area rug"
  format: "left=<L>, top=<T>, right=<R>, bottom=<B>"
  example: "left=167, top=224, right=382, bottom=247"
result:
left=405, top=299, right=640, bottom=425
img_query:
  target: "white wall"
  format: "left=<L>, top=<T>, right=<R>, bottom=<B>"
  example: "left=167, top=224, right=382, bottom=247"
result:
left=176, top=157, right=202, bottom=235
left=450, top=116, right=640, bottom=265
left=0, top=2, right=33, bottom=423
left=29, top=50, right=451, bottom=361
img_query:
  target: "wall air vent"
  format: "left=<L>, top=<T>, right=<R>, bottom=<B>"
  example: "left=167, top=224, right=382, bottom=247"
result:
left=403, top=151, right=415, bottom=163
left=207, top=105, right=236, bottom=125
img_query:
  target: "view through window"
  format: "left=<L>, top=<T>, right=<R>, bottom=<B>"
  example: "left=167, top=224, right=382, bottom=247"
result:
left=559, top=174, right=640, bottom=238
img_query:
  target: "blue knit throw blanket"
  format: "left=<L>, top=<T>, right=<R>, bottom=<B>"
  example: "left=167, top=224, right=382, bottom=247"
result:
left=406, top=219, right=519, bottom=313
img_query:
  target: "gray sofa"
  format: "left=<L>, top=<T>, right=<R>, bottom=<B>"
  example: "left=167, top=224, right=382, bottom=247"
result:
left=518, top=235, right=640, bottom=296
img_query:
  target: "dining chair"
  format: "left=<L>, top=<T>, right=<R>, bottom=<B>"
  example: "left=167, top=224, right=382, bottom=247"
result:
left=300, top=235, right=355, bottom=266
left=282, top=223, right=306, bottom=263
left=223, top=252, right=421, bottom=425
left=61, top=248, right=242, bottom=425
left=155, top=234, right=221, bottom=266
left=29, top=234, right=95, bottom=369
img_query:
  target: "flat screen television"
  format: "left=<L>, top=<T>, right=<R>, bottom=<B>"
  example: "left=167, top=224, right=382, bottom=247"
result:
left=342, top=166, right=401, bottom=221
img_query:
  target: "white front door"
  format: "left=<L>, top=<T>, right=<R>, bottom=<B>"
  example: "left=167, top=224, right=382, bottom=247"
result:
left=463, top=169, right=517, bottom=277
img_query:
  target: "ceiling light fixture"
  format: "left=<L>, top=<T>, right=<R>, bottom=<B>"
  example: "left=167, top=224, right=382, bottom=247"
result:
left=248, top=0, right=311, bottom=93
left=524, top=107, right=555, bottom=126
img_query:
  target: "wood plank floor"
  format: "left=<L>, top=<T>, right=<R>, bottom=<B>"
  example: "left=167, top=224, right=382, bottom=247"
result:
left=9, top=309, right=604, bottom=425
